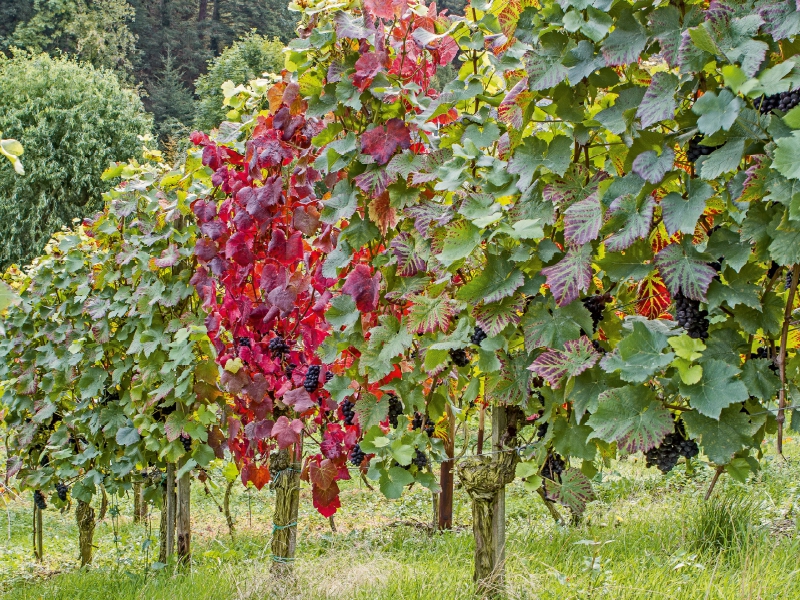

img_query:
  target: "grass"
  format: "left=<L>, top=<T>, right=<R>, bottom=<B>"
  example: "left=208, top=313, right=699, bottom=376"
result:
left=3, top=441, right=800, bottom=599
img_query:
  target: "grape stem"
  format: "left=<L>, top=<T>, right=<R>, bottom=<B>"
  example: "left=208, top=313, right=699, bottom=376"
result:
left=776, top=265, right=799, bottom=458
left=704, top=465, right=724, bottom=501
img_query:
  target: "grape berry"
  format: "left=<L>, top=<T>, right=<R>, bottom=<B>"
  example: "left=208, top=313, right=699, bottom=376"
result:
left=674, top=291, right=709, bottom=340
left=470, top=326, right=487, bottom=346
left=450, top=348, right=470, bottom=367
left=388, top=394, right=403, bottom=428
left=350, top=443, right=366, bottom=467
left=755, top=90, right=800, bottom=114
left=582, top=293, right=612, bottom=332
left=304, top=365, right=321, bottom=392
left=644, top=420, right=699, bottom=473
left=55, top=482, right=69, bottom=502
left=33, top=490, right=47, bottom=510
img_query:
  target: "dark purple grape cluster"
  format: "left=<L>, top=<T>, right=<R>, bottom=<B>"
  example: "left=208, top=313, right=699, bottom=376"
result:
left=755, top=90, right=800, bottom=114
left=424, top=420, right=435, bottom=437
left=238, top=337, right=251, bottom=348
left=412, top=449, right=429, bottom=469
left=180, top=434, right=192, bottom=452
left=674, top=291, right=709, bottom=340
left=645, top=420, right=699, bottom=473
left=470, top=326, right=487, bottom=346
left=591, top=340, right=606, bottom=354
left=341, top=398, right=356, bottom=425
left=55, top=482, right=69, bottom=502
left=268, top=336, right=290, bottom=356
left=304, top=365, right=321, bottom=392
left=753, top=346, right=779, bottom=374
left=350, top=443, right=366, bottom=467
left=325, top=371, right=334, bottom=382
left=388, top=394, right=403, bottom=428
left=542, top=453, right=565, bottom=481
left=536, top=419, right=548, bottom=440
left=582, top=293, right=612, bottom=332
left=786, top=271, right=794, bottom=291
left=450, top=348, right=470, bottom=367
left=285, top=362, right=296, bottom=379
left=686, top=135, right=720, bottom=163
left=412, top=412, right=424, bottom=430
left=33, top=490, right=47, bottom=510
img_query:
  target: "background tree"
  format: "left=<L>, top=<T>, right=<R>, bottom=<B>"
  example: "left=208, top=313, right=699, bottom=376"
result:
left=194, top=32, right=285, bottom=131
left=4, top=0, right=138, bottom=78
left=0, top=53, right=151, bottom=268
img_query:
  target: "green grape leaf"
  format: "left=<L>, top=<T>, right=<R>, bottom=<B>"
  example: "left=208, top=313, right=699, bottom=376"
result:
left=355, top=393, right=389, bottom=430
left=679, top=359, right=748, bottom=419
left=474, top=295, right=526, bottom=337
left=636, top=72, right=679, bottom=128
left=774, top=132, right=800, bottom=180
left=457, top=254, right=525, bottom=304
left=596, top=239, right=654, bottom=281
left=379, top=466, right=415, bottom=499
left=603, top=194, right=655, bottom=251
left=522, top=297, right=593, bottom=351
left=600, top=321, right=675, bottom=383
left=683, top=406, right=760, bottom=465
left=545, top=468, right=596, bottom=516
left=508, top=136, right=572, bottom=189
left=528, top=337, right=599, bottom=388
left=587, top=386, right=673, bottom=453
left=692, top=89, right=743, bottom=134
left=601, top=10, right=647, bottom=66
left=655, top=240, right=717, bottom=301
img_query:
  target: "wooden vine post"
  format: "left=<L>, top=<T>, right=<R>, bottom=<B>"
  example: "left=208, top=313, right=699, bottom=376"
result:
left=76, top=499, right=96, bottom=566
left=133, top=481, right=146, bottom=523
left=438, top=403, right=456, bottom=530
left=270, top=446, right=301, bottom=576
left=159, top=463, right=177, bottom=563
left=32, top=501, right=43, bottom=561
left=458, top=406, right=517, bottom=598
left=176, top=459, right=191, bottom=564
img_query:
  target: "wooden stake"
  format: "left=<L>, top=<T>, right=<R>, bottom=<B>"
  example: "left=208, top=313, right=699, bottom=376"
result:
left=270, top=448, right=300, bottom=576
left=162, top=463, right=176, bottom=562
left=438, top=402, right=455, bottom=530
left=76, top=499, right=96, bottom=566
left=176, top=461, right=191, bottom=564
left=491, top=406, right=507, bottom=587
left=32, top=502, right=43, bottom=562
left=777, top=265, right=799, bottom=457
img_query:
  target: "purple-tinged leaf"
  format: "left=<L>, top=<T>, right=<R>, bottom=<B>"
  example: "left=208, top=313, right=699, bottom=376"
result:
left=404, top=200, right=453, bottom=237
left=152, top=245, right=181, bottom=268
left=543, top=165, right=609, bottom=208
left=604, top=194, right=655, bottom=252
left=390, top=232, right=426, bottom=276
left=632, top=147, right=674, bottom=184
left=333, top=11, right=368, bottom=39
left=474, top=296, right=526, bottom=337
left=354, top=168, right=392, bottom=196
left=544, top=468, right=596, bottom=515
left=563, top=193, right=602, bottom=247
left=528, top=336, right=599, bottom=388
left=636, top=72, right=679, bottom=128
left=540, top=244, right=592, bottom=307
left=655, top=241, right=717, bottom=301
left=406, top=294, right=458, bottom=334
left=601, top=10, right=647, bottom=66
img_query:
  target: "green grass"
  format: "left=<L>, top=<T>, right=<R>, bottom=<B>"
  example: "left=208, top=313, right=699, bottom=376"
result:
left=3, top=442, right=800, bottom=599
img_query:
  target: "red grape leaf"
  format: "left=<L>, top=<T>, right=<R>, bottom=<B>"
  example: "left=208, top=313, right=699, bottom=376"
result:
left=194, top=239, right=217, bottom=262
left=225, top=232, right=254, bottom=266
left=368, top=192, right=398, bottom=236
left=309, top=458, right=337, bottom=489
left=342, top=264, right=381, bottom=312
left=283, top=387, right=316, bottom=413
left=312, top=480, right=341, bottom=517
left=271, top=416, right=304, bottom=449
left=353, top=52, right=383, bottom=91
left=268, top=229, right=304, bottom=265
left=249, top=464, right=272, bottom=491
left=364, top=0, right=403, bottom=19
left=360, top=119, right=412, bottom=164
left=637, top=273, right=671, bottom=319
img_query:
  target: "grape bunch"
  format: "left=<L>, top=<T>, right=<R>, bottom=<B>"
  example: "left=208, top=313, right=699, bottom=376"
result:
left=55, top=482, right=69, bottom=502
left=304, top=365, right=321, bottom=392
left=542, top=453, right=565, bottom=481
left=450, top=348, right=470, bottom=367
left=341, top=398, right=356, bottom=425
left=424, top=420, right=435, bottom=437
left=645, top=420, right=699, bottom=473
left=325, top=371, right=334, bottom=382
left=755, top=90, right=800, bottom=114
left=674, top=291, right=709, bottom=340
left=686, top=135, right=720, bottom=163
left=767, top=261, right=781, bottom=279
left=388, top=394, right=403, bottom=428
left=582, top=293, right=612, bottom=332
left=33, top=490, right=47, bottom=510
left=268, top=336, right=290, bottom=356
left=180, top=433, right=192, bottom=452
left=753, top=346, right=779, bottom=374
left=412, top=449, right=429, bottom=469
left=470, top=326, right=487, bottom=346
left=285, top=362, right=296, bottom=379
left=238, top=337, right=251, bottom=348
left=350, top=443, right=366, bottom=467
left=787, top=271, right=794, bottom=291
left=412, top=412, right=423, bottom=430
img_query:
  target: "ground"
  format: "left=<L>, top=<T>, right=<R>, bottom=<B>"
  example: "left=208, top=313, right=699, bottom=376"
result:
left=2, top=440, right=800, bottom=600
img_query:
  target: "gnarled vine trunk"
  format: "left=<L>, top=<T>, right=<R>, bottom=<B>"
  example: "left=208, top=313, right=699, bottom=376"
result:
left=76, top=499, right=96, bottom=566
left=269, top=448, right=300, bottom=576
left=458, top=407, right=518, bottom=597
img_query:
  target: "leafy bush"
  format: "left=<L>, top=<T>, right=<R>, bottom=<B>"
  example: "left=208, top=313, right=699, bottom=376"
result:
left=194, top=33, right=284, bottom=131
left=0, top=53, right=151, bottom=268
